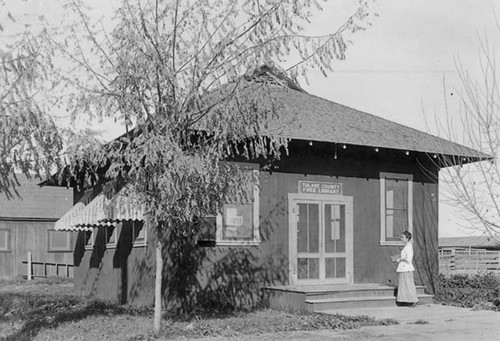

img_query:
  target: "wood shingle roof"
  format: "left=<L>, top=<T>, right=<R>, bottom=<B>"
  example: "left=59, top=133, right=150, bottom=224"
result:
left=221, top=65, right=490, bottom=162
left=254, top=84, right=488, bottom=160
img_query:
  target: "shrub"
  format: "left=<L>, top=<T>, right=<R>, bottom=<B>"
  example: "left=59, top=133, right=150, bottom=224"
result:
left=435, top=272, right=500, bottom=310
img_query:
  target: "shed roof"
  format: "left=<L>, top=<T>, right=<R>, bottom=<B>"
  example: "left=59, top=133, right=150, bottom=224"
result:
left=439, top=236, right=500, bottom=249
left=206, top=65, right=489, bottom=161
left=0, top=174, right=73, bottom=220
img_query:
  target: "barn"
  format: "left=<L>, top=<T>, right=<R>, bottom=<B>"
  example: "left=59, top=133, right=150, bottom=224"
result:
left=0, top=174, right=74, bottom=279
left=54, top=69, right=488, bottom=311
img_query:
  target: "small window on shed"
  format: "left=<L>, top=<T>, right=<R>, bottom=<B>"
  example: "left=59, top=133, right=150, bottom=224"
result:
left=84, top=229, right=96, bottom=250
left=48, top=229, right=72, bottom=252
left=132, top=221, right=147, bottom=247
left=105, top=226, right=117, bottom=248
left=0, top=229, right=11, bottom=252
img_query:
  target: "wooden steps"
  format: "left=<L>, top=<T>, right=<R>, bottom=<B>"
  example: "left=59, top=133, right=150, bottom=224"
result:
left=264, top=283, right=434, bottom=312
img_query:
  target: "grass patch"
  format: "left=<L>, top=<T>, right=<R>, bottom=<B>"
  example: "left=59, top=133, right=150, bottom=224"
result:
left=408, top=319, right=429, bottom=325
left=1, top=278, right=398, bottom=340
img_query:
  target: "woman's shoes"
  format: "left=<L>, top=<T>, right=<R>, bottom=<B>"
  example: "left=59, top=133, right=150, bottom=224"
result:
left=410, top=301, right=419, bottom=308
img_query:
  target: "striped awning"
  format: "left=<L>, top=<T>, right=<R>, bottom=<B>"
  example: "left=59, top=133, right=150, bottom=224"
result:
left=55, top=188, right=144, bottom=231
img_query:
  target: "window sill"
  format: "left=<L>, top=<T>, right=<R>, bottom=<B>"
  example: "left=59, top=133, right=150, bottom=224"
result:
left=380, top=241, right=404, bottom=246
left=132, top=242, right=147, bottom=248
left=0, top=249, right=12, bottom=253
left=47, top=249, right=73, bottom=253
left=216, top=240, right=261, bottom=246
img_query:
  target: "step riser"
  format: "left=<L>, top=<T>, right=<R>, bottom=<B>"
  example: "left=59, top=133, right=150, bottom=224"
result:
left=308, top=298, right=397, bottom=311
left=306, top=288, right=426, bottom=300
left=309, top=295, right=435, bottom=312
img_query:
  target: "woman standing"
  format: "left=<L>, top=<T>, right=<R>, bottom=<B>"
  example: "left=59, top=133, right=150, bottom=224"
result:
left=394, top=231, right=418, bottom=306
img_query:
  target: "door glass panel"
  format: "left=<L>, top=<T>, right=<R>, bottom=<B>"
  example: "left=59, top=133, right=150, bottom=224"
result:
left=325, top=258, right=346, bottom=279
left=297, top=204, right=308, bottom=253
left=297, top=258, right=319, bottom=279
left=324, top=204, right=345, bottom=253
left=297, top=258, right=308, bottom=279
left=308, top=204, right=319, bottom=253
left=336, top=258, right=346, bottom=278
left=297, top=203, right=319, bottom=253
left=309, top=258, right=319, bottom=278
left=325, top=258, right=336, bottom=278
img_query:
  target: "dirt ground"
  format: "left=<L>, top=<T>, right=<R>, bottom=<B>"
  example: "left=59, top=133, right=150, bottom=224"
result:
left=175, top=304, right=500, bottom=341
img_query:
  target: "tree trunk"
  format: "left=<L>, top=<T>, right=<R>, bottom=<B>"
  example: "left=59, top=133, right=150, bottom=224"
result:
left=154, top=238, right=163, bottom=334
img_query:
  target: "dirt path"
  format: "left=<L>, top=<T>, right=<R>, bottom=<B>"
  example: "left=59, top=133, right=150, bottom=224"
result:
left=173, top=304, right=500, bottom=341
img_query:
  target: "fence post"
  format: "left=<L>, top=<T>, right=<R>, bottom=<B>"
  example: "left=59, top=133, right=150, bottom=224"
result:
left=27, top=252, right=32, bottom=280
left=451, top=249, right=455, bottom=271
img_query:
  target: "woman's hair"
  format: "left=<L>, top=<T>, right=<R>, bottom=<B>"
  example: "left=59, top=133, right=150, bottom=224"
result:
left=402, top=231, right=412, bottom=241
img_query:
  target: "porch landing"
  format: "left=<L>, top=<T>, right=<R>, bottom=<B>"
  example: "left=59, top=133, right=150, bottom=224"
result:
left=264, top=283, right=434, bottom=312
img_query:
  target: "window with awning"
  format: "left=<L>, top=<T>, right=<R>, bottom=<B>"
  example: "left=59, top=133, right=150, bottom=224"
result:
left=55, top=187, right=144, bottom=232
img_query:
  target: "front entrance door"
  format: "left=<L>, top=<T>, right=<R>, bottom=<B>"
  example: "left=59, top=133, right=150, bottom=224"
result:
left=288, top=194, right=353, bottom=285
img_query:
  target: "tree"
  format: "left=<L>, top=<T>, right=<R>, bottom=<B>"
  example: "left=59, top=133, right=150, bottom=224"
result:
left=432, top=34, right=500, bottom=241
left=0, top=1, right=64, bottom=197
left=1, top=0, right=376, bottom=333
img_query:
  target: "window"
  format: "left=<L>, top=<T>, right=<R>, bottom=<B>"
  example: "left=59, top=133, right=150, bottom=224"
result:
left=105, top=226, right=117, bottom=248
left=132, top=221, right=147, bottom=247
left=0, top=229, right=11, bottom=252
left=216, top=168, right=260, bottom=246
left=197, top=167, right=260, bottom=246
left=380, top=172, right=413, bottom=245
left=84, top=229, right=96, bottom=250
left=47, top=230, right=72, bottom=252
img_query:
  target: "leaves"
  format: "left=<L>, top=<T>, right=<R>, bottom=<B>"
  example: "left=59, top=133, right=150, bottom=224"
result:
left=0, top=0, right=377, bottom=222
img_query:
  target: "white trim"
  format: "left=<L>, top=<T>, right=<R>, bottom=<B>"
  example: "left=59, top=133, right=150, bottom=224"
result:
left=379, top=172, right=413, bottom=246
left=216, top=169, right=260, bottom=246
left=47, top=229, right=72, bottom=252
left=288, top=193, right=353, bottom=286
left=0, top=228, right=11, bottom=252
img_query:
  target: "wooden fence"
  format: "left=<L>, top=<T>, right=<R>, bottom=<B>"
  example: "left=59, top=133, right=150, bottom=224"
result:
left=22, top=252, right=74, bottom=279
left=439, top=249, right=500, bottom=274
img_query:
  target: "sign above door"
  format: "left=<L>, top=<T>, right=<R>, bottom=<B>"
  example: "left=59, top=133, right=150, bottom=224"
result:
left=298, top=181, right=343, bottom=195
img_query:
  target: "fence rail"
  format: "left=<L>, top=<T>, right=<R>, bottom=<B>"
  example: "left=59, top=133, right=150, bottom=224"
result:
left=439, top=249, right=500, bottom=274
left=22, top=252, right=74, bottom=279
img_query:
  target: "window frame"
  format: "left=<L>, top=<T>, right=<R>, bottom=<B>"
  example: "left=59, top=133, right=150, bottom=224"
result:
left=0, top=228, right=11, bottom=252
left=215, top=168, right=260, bottom=246
left=132, top=221, right=147, bottom=247
left=84, top=228, right=96, bottom=250
left=47, top=229, right=72, bottom=252
left=379, top=172, right=413, bottom=246
left=105, top=225, right=118, bottom=249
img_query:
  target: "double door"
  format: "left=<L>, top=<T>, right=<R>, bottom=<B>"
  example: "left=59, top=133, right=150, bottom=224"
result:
left=288, top=194, right=353, bottom=285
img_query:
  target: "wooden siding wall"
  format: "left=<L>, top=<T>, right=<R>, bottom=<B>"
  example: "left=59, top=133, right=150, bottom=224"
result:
left=0, top=221, right=75, bottom=279
left=74, top=221, right=155, bottom=306
left=73, top=142, right=440, bottom=306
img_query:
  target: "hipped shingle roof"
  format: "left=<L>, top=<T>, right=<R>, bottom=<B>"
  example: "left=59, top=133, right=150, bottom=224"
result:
left=225, top=65, right=489, bottom=161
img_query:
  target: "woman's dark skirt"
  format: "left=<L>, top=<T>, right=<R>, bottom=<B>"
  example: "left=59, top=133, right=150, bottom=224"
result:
left=397, top=271, right=418, bottom=303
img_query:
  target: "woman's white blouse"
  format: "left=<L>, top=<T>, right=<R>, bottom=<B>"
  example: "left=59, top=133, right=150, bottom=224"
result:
left=396, top=243, right=415, bottom=272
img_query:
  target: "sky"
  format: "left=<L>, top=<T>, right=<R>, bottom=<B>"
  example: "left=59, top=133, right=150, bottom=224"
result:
left=3, top=0, right=499, bottom=237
